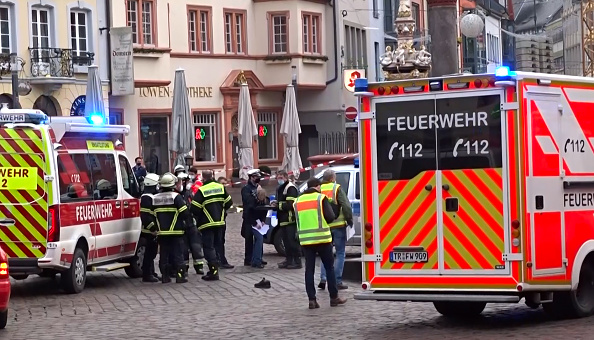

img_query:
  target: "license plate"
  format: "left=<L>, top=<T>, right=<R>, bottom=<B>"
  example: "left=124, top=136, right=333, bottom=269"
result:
left=389, top=251, right=428, bottom=263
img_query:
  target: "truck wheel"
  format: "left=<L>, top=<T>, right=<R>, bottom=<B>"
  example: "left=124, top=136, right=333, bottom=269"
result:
left=61, top=248, right=87, bottom=294
left=546, top=261, right=594, bottom=319
left=125, top=238, right=146, bottom=279
left=273, top=231, right=286, bottom=257
left=0, top=310, right=7, bottom=329
left=433, top=301, right=486, bottom=318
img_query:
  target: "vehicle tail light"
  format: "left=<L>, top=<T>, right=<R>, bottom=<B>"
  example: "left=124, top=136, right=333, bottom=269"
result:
left=362, top=282, right=370, bottom=290
left=0, top=262, right=7, bottom=279
left=377, top=87, right=386, bottom=95
left=488, top=78, right=496, bottom=87
left=364, top=222, right=373, bottom=249
left=474, top=79, right=483, bottom=88
left=48, top=206, right=60, bottom=242
left=511, top=219, right=520, bottom=248
left=391, top=86, right=399, bottom=94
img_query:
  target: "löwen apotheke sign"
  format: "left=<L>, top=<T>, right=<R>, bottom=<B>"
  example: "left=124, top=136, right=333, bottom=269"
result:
left=138, top=86, right=213, bottom=98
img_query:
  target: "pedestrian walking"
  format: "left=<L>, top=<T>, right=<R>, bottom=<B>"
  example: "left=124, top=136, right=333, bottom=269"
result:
left=178, top=172, right=205, bottom=275
left=241, top=169, right=267, bottom=267
left=133, top=157, right=147, bottom=192
left=318, top=169, right=353, bottom=291
left=153, top=172, right=191, bottom=283
left=293, top=178, right=347, bottom=309
left=216, top=177, right=233, bottom=269
left=139, top=173, right=160, bottom=282
left=191, top=170, right=233, bottom=281
left=272, top=170, right=301, bottom=269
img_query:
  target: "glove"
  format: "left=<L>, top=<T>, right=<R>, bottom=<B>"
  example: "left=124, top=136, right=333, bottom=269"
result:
left=347, top=219, right=353, bottom=227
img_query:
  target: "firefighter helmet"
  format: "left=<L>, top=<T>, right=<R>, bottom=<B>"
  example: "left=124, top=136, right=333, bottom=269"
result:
left=159, top=172, right=178, bottom=188
left=144, top=173, right=160, bottom=187
left=177, top=172, right=189, bottom=180
left=173, top=165, right=186, bottom=174
left=96, top=179, right=112, bottom=190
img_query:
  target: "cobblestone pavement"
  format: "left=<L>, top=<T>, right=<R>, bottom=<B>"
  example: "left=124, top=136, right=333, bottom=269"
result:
left=2, top=213, right=593, bottom=339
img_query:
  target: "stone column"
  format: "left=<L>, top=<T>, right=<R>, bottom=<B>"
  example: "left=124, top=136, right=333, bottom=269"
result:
left=427, top=0, right=459, bottom=76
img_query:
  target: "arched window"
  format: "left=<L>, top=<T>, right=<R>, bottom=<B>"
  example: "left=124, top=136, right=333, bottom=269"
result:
left=33, top=95, right=59, bottom=116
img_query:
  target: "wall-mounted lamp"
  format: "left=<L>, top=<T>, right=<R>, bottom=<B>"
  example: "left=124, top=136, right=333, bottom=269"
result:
left=291, top=65, right=297, bottom=84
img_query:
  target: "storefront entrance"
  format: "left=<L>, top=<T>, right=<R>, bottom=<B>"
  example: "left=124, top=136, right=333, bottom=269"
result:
left=140, top=116, right=170, bottom=175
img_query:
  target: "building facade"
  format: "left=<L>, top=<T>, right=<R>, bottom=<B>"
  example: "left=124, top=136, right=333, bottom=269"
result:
left=0, top=0, right=108, bottom=117
left=109, top=0, right=376, bottom=177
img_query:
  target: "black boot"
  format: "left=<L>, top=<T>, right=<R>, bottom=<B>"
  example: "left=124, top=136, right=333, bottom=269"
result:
left=201, top=263, right=220, bottom=281
left=194, top=261, right=204, bottom=275
left=142, top=274, right=159, bottom=283
left=278, top=259, right=290, bottom=269
left=161, top=265, right=171, bottom=283
left=287, top=257, right=302, bottom=269
left=176, top=267, right=188, bottom=283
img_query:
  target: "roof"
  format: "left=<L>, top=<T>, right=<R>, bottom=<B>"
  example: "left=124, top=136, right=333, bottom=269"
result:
left=513, top=0, right=562, bottom=33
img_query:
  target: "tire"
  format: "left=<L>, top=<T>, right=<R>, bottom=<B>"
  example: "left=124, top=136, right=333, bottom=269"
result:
left=433, top=301, right=486, bottom=318
left=61, top=248, right=87, bottom=294
left=124, top=237, right=146, bottom=279
left=544, top=261, right=594, bottom=319
left=0, top=310, right=7, bottom=329
left=273, top=231, right=286, bottom=257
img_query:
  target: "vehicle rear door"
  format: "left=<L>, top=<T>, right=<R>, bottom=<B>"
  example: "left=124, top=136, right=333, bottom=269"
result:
left=0, top=127, right=48, bottom=259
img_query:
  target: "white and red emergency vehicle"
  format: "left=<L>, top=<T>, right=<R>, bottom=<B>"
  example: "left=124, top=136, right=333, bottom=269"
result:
left=353, top=67, right=594, bottom=318
left=0, top=107, right=144, bottom=293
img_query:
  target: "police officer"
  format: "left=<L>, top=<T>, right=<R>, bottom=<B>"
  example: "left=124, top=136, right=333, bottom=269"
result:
left=273, top=170, right=301, bottom=269
left=153, top=172, right=192, bottom=283
left=318, top=169, right=353, bottom=291
left=191, top=170, right=233, bottom=281
left=293, top=178, right=346, bottom=309
left=178, top=171, right=205, bottom=275
left=139, top=173, right=160, bottom=282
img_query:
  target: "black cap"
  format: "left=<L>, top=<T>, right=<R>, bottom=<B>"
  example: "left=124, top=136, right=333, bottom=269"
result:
left=307, top=178, right=322, bottom=189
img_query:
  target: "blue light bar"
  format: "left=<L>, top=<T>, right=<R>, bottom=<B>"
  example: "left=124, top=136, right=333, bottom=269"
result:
left=495, top=66, right=510, bottom=77
left=89, top=114, right=104, bottom=125
left=354, top=78, right=368, bottom=92
left=354, top=158, right=359, bottom=168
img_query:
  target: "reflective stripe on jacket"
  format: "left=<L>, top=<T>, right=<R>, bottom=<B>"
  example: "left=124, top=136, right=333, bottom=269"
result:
left=140, top=193, right=156, bottom=234
left=153, top=191, right=188, bottom=236
left=320, top=182, right=346, bottom=228
left=191, top=180, right=233, bottom=230
left=293, top=192, right=332, bottom=246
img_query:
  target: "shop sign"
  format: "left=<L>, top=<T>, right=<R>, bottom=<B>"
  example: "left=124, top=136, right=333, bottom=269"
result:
left=138, top=86, right=213, bottom=98
left=343, top=69, right=366, bottom=93
left=70, top=95, right=86, bottom=116
left=110, top=27, right=135, bottom=96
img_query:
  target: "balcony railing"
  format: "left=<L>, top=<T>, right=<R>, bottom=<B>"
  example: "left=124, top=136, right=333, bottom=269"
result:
left=28, top=48, right=94, bottom=78
left=318, top=132, right=358, bottom=155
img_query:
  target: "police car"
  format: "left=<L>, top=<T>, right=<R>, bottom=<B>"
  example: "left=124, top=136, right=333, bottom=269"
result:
left=0, top=107, right=144, bottom=294
left=264, top=161, right=361, bottom=256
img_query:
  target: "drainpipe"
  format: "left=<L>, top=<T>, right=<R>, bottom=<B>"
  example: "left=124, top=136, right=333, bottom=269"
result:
left=106, top=0, right=112, bottom=95
left=326, top=0, right=339, bottom=85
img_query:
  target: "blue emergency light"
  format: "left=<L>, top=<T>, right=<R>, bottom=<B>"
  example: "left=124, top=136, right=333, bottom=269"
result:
left=495, top=66, right=510, bottom=77
left=354, top=78, right=368, bottom=93
left=354, top=158, right=359, bottom=168
left=89, top=113, right=104, bottom=125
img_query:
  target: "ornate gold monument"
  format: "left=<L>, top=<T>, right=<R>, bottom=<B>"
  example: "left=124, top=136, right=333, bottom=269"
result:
left=380, top=0, right=432, bottom=80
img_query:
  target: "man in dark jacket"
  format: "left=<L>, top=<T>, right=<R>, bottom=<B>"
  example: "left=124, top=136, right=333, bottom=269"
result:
left=139, top=173, right=160, bottom=282
left=177, top=172, right=205, bottom=275
left=133, top=157, right=147, bottom=191
left=241, top=169, right=267, bottom=266
left=191, top=170, right=233, bottom=281
left=273, top=170, right=301, bottom=269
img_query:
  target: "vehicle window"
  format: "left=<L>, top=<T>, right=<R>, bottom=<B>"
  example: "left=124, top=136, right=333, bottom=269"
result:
left=335, top=172, right=350, bottom=195
left=88, top=153, right=119, bottom=200
left=355, top=171, right=360, bottom=199
left=119, top=155, right=140, bottom=198
left=375, top=99, right=437, bottom=180
left=435, top=95, right=502, bottom=170
left=56, top=153, right=94, bottom=202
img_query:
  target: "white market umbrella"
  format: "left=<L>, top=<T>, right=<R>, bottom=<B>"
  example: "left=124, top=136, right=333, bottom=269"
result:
left=170, top=68, right=194, bottom=167
left=84, top=65, right=105, bottom=123
left=237, top=83, right=258, bottom=180
left=280, top=85, right=302, bottom=178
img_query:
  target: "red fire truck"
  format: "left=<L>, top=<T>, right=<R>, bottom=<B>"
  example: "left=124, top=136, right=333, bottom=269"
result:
left=353, top=67, right=594, bottom=318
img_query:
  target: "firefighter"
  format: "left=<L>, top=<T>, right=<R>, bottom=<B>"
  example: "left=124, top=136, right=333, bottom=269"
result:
left=191, top=170, right=233, bottom=281
left=178, top=171, right=205, bottom=275
left=139, top=173, right=160, bottom=282
left=318, top=169, right=353, bottom=291
left=293, top=177, right=347, bottom=309
left=273, top=170, right=301, bottom=269
left=153, top=172, right=191, bottom=283
left=173, top=164, right=186, bottom=177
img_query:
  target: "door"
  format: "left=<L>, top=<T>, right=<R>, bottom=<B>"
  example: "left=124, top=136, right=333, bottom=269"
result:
left=140, top=116, right=170, bottom=175
left=526, top=93, right=565, bottom=276
left=372, top=90, right=509, bottom=275
left=436, top=92, right=508, bottom=275
left=118, top=154, right=141, bottom=258
left=374, top=97, right=439, bottom=274
left=0, top=128, right=49, bottom=259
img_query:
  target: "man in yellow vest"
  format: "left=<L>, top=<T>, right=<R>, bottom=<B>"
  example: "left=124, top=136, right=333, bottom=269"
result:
left=318, top=169, right=353, bottom=291
left=294, top=177, right=347, bottom=309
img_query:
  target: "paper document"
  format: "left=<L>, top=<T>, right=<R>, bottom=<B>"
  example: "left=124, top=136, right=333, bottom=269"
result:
left=346, top=225, right=356, bottom=241
left=253, top=219, right=270, bottom=235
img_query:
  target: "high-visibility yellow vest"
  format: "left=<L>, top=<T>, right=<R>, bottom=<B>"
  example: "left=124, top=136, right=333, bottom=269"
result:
left=293, top=192, right=332, bottom=246
left=320, top=182, right=346, bottom=228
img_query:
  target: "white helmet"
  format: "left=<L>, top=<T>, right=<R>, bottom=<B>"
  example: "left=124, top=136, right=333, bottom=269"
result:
left=173, top=165, right=186, bottom=174
left=144, top=173, right=160, bottom=187
left=96, top=179, right=112, bottom=190
left=159, top=172, right=178, bottom=188
left=177, top=172, right=189, bottom=180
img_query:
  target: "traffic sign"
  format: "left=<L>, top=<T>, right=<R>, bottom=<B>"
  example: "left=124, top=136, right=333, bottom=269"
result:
left=345, top=106, right=358, bottom=120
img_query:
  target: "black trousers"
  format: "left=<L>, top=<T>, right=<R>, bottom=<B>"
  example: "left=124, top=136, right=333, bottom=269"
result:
left=303, top=242, right=338, bottom=300
left=140, top=233, right=158, bottom=278
left=242, top=221, right=254, bottom=263
left=159, top=236, right=184, bottom=274
left=202, top=227, right=223, bottom=266
left=280, top=223, right=300, bottom=260
left=183, top=226, right=204, bottom=266
left=216, top=224, right=229, bottom=265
